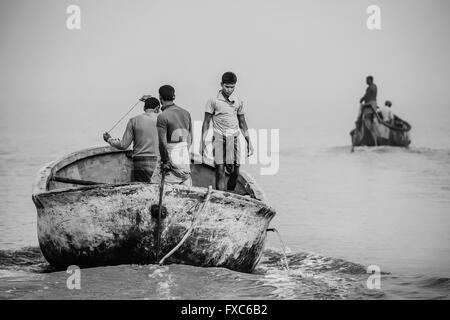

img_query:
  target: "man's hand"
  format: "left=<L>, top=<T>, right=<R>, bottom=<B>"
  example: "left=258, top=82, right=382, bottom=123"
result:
left=103, top=132, right=112, bottom=143
left=247, top=142, right=254, bottom=157
left=139, top=95, right=152, bottom=102
left=162, top=162, right=172, bottom=173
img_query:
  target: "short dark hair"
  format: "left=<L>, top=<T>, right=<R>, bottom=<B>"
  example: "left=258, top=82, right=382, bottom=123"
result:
left=221, top=72, right=237, bottom=84
left=144, top=97, right=160, bottom=110
left=367, top=75, right=374, bottom=82
left=159, top=85, right=175, bottom=101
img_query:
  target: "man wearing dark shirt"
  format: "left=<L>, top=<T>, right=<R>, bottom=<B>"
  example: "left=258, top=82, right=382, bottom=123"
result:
left=356, top=75, right=378, bottom=130
left=155, top=85, right=193, bottom=186
left=360, top=75, right=378, bottom=108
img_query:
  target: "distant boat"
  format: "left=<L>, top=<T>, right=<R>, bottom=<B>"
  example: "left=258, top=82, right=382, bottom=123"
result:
left=32, top=146, right=275, bottom=273
left=350, top=104, right=411, bottom=149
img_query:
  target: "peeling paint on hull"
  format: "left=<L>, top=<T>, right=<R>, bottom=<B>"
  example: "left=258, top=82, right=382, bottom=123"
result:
left=32, top=147, right=276, bottom=273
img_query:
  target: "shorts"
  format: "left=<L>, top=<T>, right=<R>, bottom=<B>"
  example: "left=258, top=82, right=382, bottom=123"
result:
left=212, top=134, right=241, bottom=166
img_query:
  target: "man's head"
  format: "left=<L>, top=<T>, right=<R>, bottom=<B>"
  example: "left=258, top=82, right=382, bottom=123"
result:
left=159, top=85, right=175, bottom=103
left=385, top=100, right=392, bottom=108
left=221, top=72, right=237, bottom=98
left=143, top=97, right=160, bottom=110
left=366, top=76, right=374, bottom=85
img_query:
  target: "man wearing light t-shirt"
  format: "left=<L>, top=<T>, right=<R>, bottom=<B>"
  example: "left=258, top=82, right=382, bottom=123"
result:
left=200, top=72, right=254, bottom=191
left=380, top=100, right=394, bottom=124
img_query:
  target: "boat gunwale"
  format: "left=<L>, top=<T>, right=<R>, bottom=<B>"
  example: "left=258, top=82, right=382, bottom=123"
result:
left=33, top=182, right=276, bottom=220
left=364, top=104, right=412, bottom=132
left=32, top=146, right=272, bottom=209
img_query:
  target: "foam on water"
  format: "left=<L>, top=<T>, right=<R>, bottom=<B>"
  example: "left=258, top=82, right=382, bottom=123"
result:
left=1, top=247, right=447, bottom=299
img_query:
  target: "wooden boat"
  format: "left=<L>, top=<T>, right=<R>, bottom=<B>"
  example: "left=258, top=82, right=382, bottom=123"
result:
left=31, top=146, right=276, bottom=273
left=350, top=104, right=411, bottom=148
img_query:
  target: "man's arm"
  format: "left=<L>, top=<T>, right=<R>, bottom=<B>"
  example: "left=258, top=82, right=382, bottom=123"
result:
left=200, top=112, right=212, bottom=155
left=238, top=114, right=253, bottom=157
left=106, top=120, right=133, bottom=150
left=359, top=86, right=375, bottom=103
left=360, top=87, right=369, bottom=103
left=157, top=115, right=170, bottom=163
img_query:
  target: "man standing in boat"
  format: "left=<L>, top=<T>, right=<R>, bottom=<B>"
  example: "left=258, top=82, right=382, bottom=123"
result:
left=155, top=85, right=193, bottom=186
left=359, top=75, right=378, bottom=108
left=103, top=96, right=160, bottom=182
left=356, top=75, right=378, bottom=129
left=200, top=72, right=254, bottom=191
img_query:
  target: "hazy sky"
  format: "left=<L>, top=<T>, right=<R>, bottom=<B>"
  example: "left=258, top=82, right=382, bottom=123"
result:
left=1, top=0, right=449, bottom=149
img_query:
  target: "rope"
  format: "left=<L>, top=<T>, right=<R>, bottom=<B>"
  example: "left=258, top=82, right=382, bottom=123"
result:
left=107, top=100, right=141, bottom=133
left=159, top=186, right=213, bottom=265
left=155, top=164, right=166, bottom=261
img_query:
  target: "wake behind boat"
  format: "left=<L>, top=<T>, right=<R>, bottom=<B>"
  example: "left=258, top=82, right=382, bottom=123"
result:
left=31, top=146, right=275, bottom=273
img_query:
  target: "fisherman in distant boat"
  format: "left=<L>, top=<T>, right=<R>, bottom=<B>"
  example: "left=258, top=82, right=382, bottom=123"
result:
left=356, top=75, right=378, bottom=129
left=154, top=85, right=193, bottom=186
left=200, top=72, right=254, bottom=191
left=351, top=91, right=412, bottom=149
left=103, top=96, right=160, bottom=182
left=359, top=75, right=378, bottom=108
left=351, top=76, right=379, bottom=148
left=379, top=100, right=394, bottom=124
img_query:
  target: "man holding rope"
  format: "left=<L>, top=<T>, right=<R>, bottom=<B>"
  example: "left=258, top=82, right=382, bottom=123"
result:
left=103, top=96, right=160, bottom=182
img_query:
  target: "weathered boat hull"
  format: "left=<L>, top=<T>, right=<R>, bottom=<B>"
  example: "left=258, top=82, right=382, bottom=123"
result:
left=32, top=147, right=275, bottom=273
left=350, top=105, right=411, bottom=148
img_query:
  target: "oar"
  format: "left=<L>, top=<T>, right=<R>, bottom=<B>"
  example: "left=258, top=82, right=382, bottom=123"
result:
left=351, top=131, right=355, bottom=153
left=52, top=176, right=104, bottom=186
left=351, top=103, right=364, bottom=153
left=155, top=163, right=166, bottom=261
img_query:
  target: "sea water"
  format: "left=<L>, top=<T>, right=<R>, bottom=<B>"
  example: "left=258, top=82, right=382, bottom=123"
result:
left=0, top=106, right=449, bottom=300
